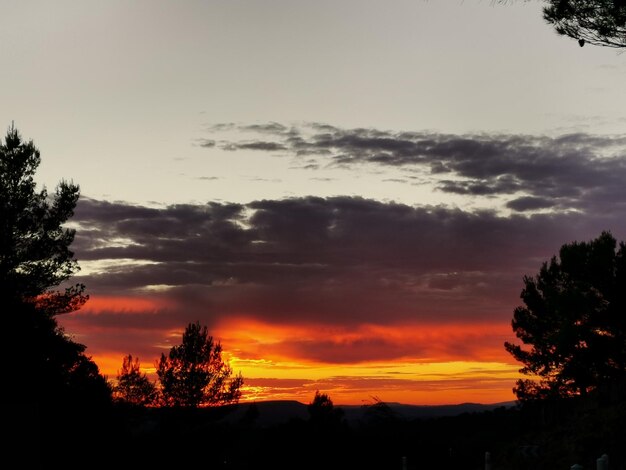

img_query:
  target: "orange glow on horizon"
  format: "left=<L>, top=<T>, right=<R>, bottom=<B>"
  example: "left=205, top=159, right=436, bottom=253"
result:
left=231, top=358, right=521, bottom=406
left=78, top=314, right=523, bottom=406
left=213, top=316, right=517, bottom=365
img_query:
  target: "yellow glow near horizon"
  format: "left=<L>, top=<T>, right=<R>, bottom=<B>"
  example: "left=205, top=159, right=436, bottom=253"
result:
left=69, top=305, right=523, bottom=406
left=95, top=349, right=521, bottom=405
left=231, top=356, right=520, bottom=382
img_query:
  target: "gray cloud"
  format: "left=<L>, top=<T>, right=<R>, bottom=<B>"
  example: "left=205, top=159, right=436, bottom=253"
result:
left=208, top=123, right=626, bottom=214
left=506, top=196, right=557, bottom=212
left=197, top=139, right=216, bottom=148
left=227, top=141, right=287, bottom=151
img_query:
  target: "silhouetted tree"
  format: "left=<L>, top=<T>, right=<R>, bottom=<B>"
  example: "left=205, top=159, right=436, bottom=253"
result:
left=1, top=124, right=109, bottom=395
left=0, top=124, right=88, bottom=312
left=505, top=231, right=626, bottom=402
left=307, top=390, right=344, bottom=426
left=502, top=0, right=626, bottom=48
left=156, top=321, right=244, bottom=407
left=2, top=124, right=112, bottom=468
left=361, top=396, right=398, bottom=425
left=543, top=0, right=626, bottom=49
left=113, top=354, right=158, bottom=406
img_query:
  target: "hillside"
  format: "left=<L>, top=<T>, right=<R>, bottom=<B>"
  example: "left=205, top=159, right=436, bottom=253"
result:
left=101, top=395, right=623, bottom=470
left=217, top=399, right=518, bottom=427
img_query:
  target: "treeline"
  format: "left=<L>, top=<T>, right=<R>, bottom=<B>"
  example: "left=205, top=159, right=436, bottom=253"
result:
left=108, top=389, right=625, bottom=470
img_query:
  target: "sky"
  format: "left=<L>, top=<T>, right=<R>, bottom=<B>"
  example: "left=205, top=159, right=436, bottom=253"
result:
left=2, top=0, right=625, bottom=406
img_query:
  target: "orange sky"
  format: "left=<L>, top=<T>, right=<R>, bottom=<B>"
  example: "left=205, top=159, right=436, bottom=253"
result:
left=61, top=294, right=523, bottom=406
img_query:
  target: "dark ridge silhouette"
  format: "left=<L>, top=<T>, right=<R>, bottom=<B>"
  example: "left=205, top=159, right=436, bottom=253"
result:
left=215, top=399, right=518, bottom=427
left=103, top=394, right=624, bottom=470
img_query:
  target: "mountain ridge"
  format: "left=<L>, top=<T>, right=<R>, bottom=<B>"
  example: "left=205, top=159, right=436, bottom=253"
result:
left=219, top=399, right=518, bottom=427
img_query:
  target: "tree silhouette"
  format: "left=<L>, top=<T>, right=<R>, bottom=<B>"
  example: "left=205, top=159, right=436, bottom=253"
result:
left=505, top=231, right=626, bottom=402
left=156, top=321, right=244, bottom=407
left=497, top=1, right=625, bottom=49
left=2, top=124, right=112, bottom=467
left=542, top=0, right=626, bottom=49
left=1, top=124, right=109, bottom=397
left=1, top=123, right=88, bottom=312
left=307, top=390, right=345, bottom=427
left=361, top=396, right=398, bottom=425
left=113, top=354, right=158, bottom=406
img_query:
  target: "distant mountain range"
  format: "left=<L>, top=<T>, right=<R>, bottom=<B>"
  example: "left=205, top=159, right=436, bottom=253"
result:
left=219, top=400, right=518, bottom=427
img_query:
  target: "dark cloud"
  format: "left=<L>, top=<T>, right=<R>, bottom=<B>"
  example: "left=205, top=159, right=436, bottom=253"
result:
left=209, top=123, right=626, bottom=214
left=71, top=196, right=626, bottom=334
left=240, top=122, right=290, bottom=134
left=198, top=139, right=215, bottom=148
left=228, top=141, right=287, bottom=151
left=506, top=196, right=557, bottom=212
left=437, top=176, right=523, bottom=196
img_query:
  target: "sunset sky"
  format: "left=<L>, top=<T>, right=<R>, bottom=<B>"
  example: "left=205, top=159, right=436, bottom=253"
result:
left=3, top=0, right=625, bottom=406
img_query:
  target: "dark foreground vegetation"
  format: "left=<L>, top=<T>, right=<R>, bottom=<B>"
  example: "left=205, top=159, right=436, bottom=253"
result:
left=127, top=393, right=626, bottom=470
left=12, top=389, right=625, bottom=470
